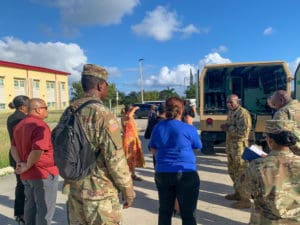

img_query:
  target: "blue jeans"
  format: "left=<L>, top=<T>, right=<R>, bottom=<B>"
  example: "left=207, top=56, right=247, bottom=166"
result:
left=155, top=171, right=200, bottom=225
left=22, top=174, right=58, bottom=225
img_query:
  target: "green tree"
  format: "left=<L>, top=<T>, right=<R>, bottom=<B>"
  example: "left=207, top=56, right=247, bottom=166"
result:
left=70, top=81, right=84, bottom=102
left=159, top=88, right=179, bottom=100
left=143, top=91, right=160, bottom=101
left=103, top=83, right=117, bottom=107
left=70, top=81, right=119, bottom=107
left=185, top=84, right=196, bottom=99
left=122, top=91, right=139, bottom=105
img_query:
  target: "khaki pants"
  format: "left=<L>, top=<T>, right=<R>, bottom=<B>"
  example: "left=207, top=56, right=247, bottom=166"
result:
left=67, top=194, right=122, bottom=225
left=226, top=139, right=249, bottom=195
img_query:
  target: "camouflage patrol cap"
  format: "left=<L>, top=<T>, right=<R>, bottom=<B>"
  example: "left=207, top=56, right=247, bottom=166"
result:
left=82, top=64, right=108, bottom=83
left=265, top=120, right=296, bottom=134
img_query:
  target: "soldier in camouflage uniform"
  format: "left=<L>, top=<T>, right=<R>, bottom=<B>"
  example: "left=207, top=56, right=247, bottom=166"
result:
left=237, top=120, right=300, bottom=225
left=269, top=90, right=300, bottom=155
left=221, top=94, right=252, bottom=209
left=66, top=64, right=135, bottom=225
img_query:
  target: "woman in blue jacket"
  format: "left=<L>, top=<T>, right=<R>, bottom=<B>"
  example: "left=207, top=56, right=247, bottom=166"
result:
left=149, top=96, right=202, bottom=225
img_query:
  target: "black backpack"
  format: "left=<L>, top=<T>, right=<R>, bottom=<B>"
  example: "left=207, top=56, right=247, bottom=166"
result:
left=52, top=100, right=101, bottom=180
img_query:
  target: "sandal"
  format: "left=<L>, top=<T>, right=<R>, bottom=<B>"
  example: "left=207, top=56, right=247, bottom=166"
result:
left=132, top=175, right=143, bottom=181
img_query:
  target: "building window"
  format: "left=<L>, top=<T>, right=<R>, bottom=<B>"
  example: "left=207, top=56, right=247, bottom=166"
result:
left=62, top=102, right=66, bottom=107
left=14, top=79, right=26, bottom=88
left=33, top=80, right=40, bottom=89
left=46, top=81, right=55, bottom=89
left=61, top=82, right=65, bottom=90
left=0, top=78, right=4, bottom=87
left=20, top=80, right=25, bottom=87
left=47, top=102, right=56, bottom=108
left=0, top=103, right=5, bottom=110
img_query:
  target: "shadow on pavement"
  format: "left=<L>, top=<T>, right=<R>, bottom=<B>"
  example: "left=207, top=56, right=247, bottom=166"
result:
left=197, top=164, right=228, bottom=175
left=197, top=209, right=247, bottom=225
left=130, top=189, right=158, bottom=214
left=0, top=194, right=15, bottom=224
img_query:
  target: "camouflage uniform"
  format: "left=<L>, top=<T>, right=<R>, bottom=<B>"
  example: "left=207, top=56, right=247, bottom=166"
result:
left=225, top=106, right=252, bottom=196
left=66, top=65, right=135, bottom=225
left=237, top=120, right=300, bottom=225
left=273, top=99, right=300, bottom=155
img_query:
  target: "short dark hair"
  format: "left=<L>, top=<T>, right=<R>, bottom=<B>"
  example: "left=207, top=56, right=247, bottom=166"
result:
left=81, top=75, right=104, bottom=92
left=8, top=95, right=29, bottom=109
left=267, top=131, right=298, bottom=147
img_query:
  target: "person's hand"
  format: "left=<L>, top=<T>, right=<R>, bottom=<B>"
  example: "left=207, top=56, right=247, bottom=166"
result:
left=220, top=124, right=229, bottom=131
left=15, top=162, right=29, bottom=174
left=184, top=115, right=193, bottom=125
left=261, top=153, right=268, bottom=158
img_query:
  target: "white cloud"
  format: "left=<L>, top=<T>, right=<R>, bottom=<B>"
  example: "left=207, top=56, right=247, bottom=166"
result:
left=198, top=52, right=231, bottom=69
left=0, top=36, right=87, bottom=83
left=131, top=6, right=202, bottom=41
left=211, top=45, right=228, bottom=53
left=142, top=52, right=231, bottom=93
left=144, top=64, right=196, bottom=88
left=106, top=66, right=121, bottom=77
left=263, top=27, right=273, bottom=35
left=37, top=0, right=139, bottom=26
left=178, top=24, right=200, bottom=38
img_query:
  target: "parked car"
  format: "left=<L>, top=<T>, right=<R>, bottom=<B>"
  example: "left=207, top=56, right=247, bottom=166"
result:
left=133, top=103, right=153, bottom=118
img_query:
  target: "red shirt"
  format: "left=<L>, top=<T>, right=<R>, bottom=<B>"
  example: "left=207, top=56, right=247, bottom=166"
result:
left=12, top=115, right=59, bottom=180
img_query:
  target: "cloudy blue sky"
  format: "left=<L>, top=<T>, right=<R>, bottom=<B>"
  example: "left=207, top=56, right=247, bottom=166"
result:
left=1, top=0, right=300, bottom=95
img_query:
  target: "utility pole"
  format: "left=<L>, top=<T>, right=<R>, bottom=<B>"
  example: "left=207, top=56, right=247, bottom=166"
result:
left=139, top=58, right=144, bottom=103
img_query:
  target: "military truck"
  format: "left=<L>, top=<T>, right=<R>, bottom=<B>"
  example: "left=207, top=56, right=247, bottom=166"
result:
left=199, top=61, right=298, bottom=154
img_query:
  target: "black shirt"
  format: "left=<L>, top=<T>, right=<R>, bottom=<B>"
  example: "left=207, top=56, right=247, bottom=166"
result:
left=7, top=110, right=26, bottom=167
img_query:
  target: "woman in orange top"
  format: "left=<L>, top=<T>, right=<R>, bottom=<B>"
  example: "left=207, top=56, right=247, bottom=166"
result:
left=122, top=105, right=145, bottom=181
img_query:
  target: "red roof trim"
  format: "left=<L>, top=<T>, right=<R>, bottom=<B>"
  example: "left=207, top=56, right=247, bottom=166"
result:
left=0, top=60, right=70, bottom=76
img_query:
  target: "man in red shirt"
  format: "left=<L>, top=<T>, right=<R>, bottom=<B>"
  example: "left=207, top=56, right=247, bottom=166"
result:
left=10, top=98, right=59, bottom=225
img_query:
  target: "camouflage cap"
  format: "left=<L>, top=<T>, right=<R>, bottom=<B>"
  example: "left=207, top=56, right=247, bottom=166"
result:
left=81, top=64, right=108, bottom=83
left=265, top=120, right=296, bottom=134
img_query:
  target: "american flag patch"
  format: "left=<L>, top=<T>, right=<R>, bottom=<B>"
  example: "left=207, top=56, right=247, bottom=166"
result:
left=109, top=122, right=119, bottom=133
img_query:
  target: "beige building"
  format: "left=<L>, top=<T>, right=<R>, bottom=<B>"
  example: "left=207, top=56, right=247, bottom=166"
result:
left=0, top=60, right=70, bottom=111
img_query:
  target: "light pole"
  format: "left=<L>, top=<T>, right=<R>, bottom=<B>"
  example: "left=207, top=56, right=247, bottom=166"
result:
left=139, top=58, right=144, bottom=103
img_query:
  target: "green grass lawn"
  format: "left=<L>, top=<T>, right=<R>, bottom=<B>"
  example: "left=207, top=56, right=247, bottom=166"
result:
left=0, top=105, right=122, bottom=169
left=0, top=110, right=64, bottom=168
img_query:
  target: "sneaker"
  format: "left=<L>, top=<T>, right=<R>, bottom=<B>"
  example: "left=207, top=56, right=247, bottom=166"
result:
left=230, top=199, right=251, bottom=209
left=225, top=192, right=241, bottom=201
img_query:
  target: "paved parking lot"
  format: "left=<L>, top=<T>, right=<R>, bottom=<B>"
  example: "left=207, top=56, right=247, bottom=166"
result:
left=0, top=118, right=250, bottom=225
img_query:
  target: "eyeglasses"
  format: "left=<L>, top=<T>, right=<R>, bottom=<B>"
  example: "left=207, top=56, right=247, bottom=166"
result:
left=37, top=106, right=48, bottom=110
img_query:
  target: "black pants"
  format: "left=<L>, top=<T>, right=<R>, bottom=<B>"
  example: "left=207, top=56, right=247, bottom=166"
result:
left=155, top=171, right=200, bottom=225
left=9, top=153, right=25, bottom=217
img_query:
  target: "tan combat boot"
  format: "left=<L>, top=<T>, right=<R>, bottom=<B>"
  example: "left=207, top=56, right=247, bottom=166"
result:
left=224, top=192, right=241, bottom=201
left=230, top=198, right=251, bottom=209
